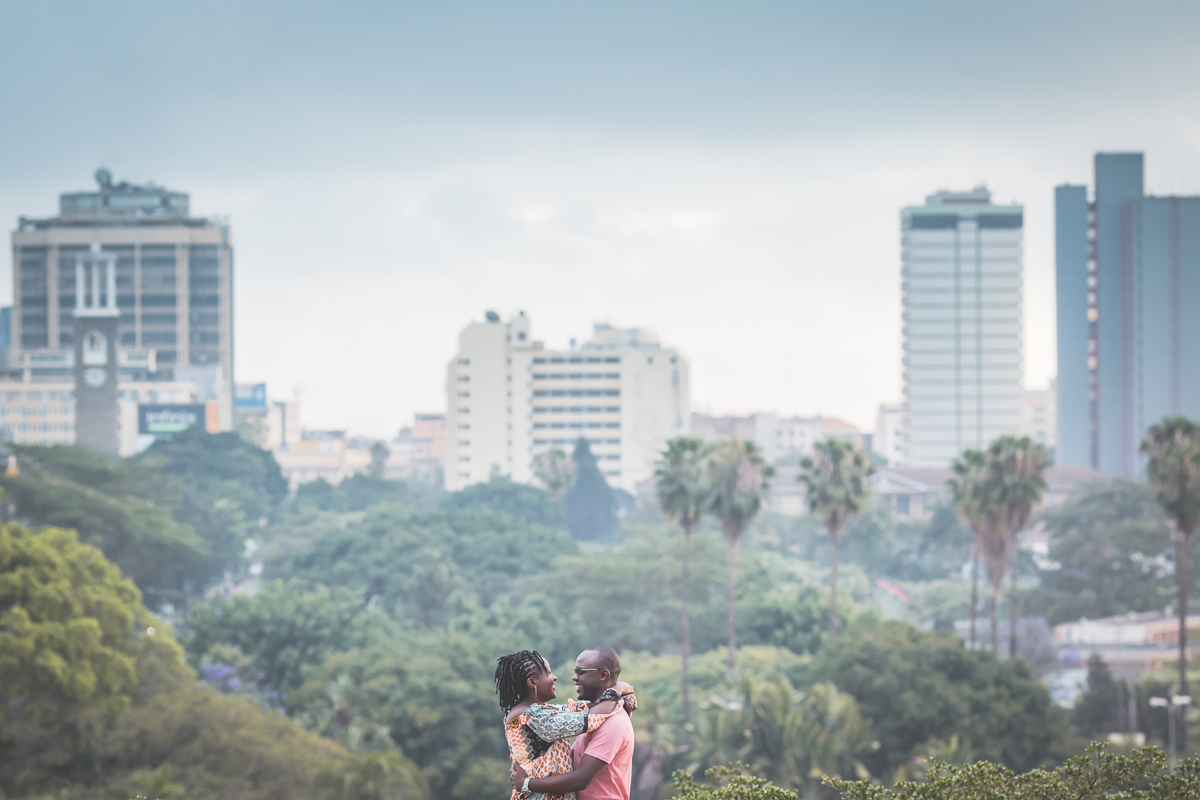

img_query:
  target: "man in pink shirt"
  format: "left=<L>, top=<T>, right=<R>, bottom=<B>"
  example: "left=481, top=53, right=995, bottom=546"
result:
left=510, top=647, right=635, bottom=800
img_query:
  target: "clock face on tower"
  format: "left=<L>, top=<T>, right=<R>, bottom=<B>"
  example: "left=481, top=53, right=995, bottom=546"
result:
left=83, top=367, right=108, bottom=388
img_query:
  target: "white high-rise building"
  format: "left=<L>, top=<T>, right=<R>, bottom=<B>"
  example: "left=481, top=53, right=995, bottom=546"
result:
left=901, top=187, right=1024, bottom=466
left=444, top=312, right=690, bottom=493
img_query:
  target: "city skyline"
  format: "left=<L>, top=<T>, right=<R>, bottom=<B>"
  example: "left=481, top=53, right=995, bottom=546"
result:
left=2, top=3, right=1200, bottom=438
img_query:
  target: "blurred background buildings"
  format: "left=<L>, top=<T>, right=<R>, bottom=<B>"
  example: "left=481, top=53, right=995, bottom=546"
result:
left=1056, top=153, right=1200, bottom=476
left=444, top=312, right=690, bottom=493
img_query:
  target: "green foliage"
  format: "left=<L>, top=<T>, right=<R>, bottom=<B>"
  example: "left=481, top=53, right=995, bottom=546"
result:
left=738, top=585, right=849, bottom=657
left=186, top=579, right=377, bottom=693
left=694, top=677, right=874, bottom=792
left=832, top=744, right=1200, bottom=800
left=532, top=448, right=575, bottom=503
left=0, top=532, right=346, bottom=800
left=674, top=764, right=799, bottom=800
left=707, top=438, right=773, bottom=546
left=656, top=436, right=711, bottom=532
left=798, top=439, right=873, bottom=538
left=296, top=474, right=435, bottom=513
left=1072, top=654, right=1121, bottom=739
left=1142, top=416, right=1200, bottom=537
left=1, top=446, right=210, bottom=592
left=1030, top=478, right=1176, bottom=624
left=441, top=476, right=559, bottom=526
left=0, top=525, right=144, bottom=716
left=140, top=427, right=288, bottom=523
left=563, top=437, right=617, bottom=541
left=527, top=526, right=771, bottom=662
left=313, top=749, right=428, bottom=800
left=793, top=500, right=972, bottom=583
left=289, top=629, right=508, bottom=800
left=272, top=505, right=577, bottom=623
left=815, top=620, right=1076, bottom=777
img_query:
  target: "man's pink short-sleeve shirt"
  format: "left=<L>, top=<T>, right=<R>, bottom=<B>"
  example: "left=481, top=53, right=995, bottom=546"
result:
left=571, top=709, right=634, bottom=800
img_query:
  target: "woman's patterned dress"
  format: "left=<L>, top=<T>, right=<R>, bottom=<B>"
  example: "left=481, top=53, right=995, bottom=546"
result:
left=504, top=700, right=620, bottom=800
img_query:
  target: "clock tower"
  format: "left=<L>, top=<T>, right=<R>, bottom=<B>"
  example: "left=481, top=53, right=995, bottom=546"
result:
left=73, top=242, right=120, bottom=455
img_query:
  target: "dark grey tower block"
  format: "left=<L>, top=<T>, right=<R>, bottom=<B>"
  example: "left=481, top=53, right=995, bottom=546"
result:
left=72, top=243, right=120, bottom=455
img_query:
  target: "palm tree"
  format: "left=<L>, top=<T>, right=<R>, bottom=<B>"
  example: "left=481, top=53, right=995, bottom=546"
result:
left=653, top=436, right=711, bottom=746
left=533, top=448, right=576, bottom=524
left=985, top=435, right=1048, bottom=659
left=706, top=436, right=772, bottom=678
left=797, top=439, right=873, bottom=641
left=949, top=449, right=988, bottom=650
left=1141, top=416, right=1200, bottom=753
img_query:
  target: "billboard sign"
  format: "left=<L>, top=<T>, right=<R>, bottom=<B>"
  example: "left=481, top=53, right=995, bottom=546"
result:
left=139, top=404, right=206, bottom=435
left=235, top=383, right=267, bottom=409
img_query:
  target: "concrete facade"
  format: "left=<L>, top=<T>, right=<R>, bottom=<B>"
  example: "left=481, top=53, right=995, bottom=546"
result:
left=901, top=187, right=1024, bottom=466
left=1056, top=154, right=1200, bottom=475
left=11, top=170, right=235, bottom=431
left=445, top=313, right=690, bottom=493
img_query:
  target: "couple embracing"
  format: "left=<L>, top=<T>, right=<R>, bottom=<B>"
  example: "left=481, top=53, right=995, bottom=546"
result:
left=495, top=647, right=636, bottom=800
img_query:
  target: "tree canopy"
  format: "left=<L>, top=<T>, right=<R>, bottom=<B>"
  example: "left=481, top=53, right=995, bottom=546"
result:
left=562, top=437, right=617, bottom=541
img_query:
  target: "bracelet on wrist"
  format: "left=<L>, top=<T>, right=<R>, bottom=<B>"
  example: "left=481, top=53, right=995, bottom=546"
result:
left=522, top=776, right=532, bottom=793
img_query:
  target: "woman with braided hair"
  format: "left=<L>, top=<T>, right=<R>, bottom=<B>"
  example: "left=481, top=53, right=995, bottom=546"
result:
left=495, top=650, right=635, bottom=800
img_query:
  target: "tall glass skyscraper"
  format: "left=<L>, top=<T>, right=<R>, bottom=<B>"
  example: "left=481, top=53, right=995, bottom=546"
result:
left=901, top=187, right=1024, bottom=466
left=1056, top=153, right=1200, bottom=475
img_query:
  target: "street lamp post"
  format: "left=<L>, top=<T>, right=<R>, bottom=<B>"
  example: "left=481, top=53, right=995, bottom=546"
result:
left=1149, top=695, right=1191, bottom=767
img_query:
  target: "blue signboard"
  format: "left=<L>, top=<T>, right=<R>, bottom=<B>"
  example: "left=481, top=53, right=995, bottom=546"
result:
left=235, top=383, right=267, bottom=409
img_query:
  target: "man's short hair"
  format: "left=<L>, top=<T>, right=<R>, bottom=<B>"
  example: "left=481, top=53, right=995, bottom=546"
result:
left=591, top=646, right=621, bottom=680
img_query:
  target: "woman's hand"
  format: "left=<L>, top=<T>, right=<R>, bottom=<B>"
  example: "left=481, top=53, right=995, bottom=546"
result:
left=621, top=693, right=637, bottom=713
left=614, top=681, right=635, bottom=696
left=510, top=760, right=529, bottom=796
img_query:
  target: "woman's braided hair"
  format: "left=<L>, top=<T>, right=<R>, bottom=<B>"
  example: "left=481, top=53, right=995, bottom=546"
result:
left=495, top=650, right=547, bottom=713
left=492, top=652, right=549, bottom=714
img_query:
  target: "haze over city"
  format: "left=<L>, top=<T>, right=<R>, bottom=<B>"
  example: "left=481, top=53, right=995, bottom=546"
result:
left=4, top=1, right=1200, bottom=437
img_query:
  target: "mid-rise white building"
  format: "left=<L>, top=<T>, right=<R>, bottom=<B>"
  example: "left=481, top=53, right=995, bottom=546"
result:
left=691, top=411, right=863, bottom=465
left=873, top=403, right=904, bottom=465
left=444, top=312, right=690, bottom=493
left=1020, top=382, right=1057, bottom=451
left=902, top=187, right=1024, bottom=466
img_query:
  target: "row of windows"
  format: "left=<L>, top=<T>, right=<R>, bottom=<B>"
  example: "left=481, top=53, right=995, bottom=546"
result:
left=532, top=356, right=620, bottom=364
left=534, top=438, right=621, bottom=446
left=0, top=391, right=72, bottom=401
left=1, top=421, right=74, bottom=432
left=533, top=406, right=620, bottom=414
left=0, top=405, right=72, bottom=416
left=532, top=390, right=620, bottom=398
left=532, top=373, right=620, bottom=380
left=533, top=422, right=621, bottom=430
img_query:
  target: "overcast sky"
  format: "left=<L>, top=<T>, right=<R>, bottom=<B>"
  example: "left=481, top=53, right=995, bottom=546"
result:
left=3, top=1, right=1200, bottom=436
